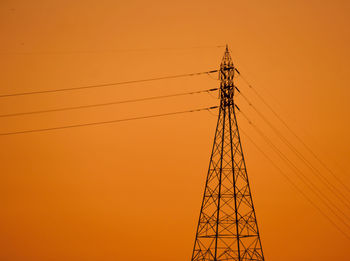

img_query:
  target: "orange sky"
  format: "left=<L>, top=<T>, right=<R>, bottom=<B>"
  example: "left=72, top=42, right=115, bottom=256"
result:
left=1, top=1, right=350, bottom=260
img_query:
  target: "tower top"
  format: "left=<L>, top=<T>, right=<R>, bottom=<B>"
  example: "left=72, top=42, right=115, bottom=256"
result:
left=219, top=45, right=235, bottom=107
left=221, top=45, right=234, bottom=68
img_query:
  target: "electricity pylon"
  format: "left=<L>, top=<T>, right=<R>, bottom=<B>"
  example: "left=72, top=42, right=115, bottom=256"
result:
left=191, top=46, right=265, bottom=261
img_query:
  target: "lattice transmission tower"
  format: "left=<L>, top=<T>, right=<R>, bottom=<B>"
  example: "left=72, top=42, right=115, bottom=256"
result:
left=191, top=46, right=265, bottom=261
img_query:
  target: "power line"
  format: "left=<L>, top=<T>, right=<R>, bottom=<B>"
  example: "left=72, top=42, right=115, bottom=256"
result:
left=1, top=45, right=225, bottom=55
left=235, top=69, right=350, bottom=197
left=0, top=106, right=218, bottom=136
left=236, top=106, right=350, bottom=231
left=0, top=88, right=218, bottom=118
left=235, top=86, right=350, bottom=210
left=0, top=69, right=219, bottom=98
left=239, top=127, right=350, bottom=241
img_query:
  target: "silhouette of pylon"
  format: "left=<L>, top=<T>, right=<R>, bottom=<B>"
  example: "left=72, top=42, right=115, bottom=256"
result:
left=191, top=46, right=265, bottom=261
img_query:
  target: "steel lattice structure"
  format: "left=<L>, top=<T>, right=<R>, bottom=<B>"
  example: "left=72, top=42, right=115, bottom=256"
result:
left=191, top=46, right=265, bottom=261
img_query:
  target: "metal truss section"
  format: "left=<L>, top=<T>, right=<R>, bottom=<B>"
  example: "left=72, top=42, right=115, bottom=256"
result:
left=191, top=46, right=265, bottom=261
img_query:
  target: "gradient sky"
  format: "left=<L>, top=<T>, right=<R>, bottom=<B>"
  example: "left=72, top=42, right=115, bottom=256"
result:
left=1, top=1, right=350, bottom=260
